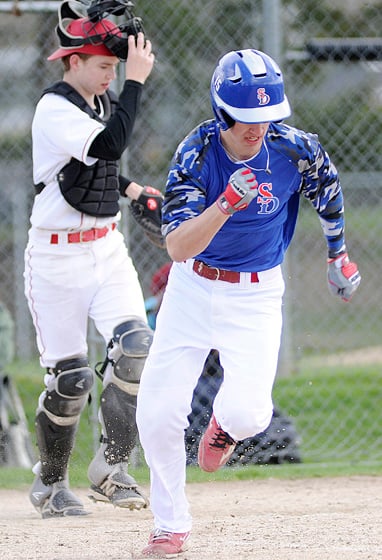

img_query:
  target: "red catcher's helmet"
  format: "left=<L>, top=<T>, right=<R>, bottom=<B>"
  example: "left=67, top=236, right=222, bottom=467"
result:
left=48, top=0, right=132, bottom=61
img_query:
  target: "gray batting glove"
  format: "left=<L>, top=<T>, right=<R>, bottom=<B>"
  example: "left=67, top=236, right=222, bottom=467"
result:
left=216, top=167, right=258, bottom=215
left=327, top=252, right=361, bottom=301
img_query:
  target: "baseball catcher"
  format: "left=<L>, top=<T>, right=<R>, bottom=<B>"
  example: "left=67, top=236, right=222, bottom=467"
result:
left=24, top=0, right=161, bottom=519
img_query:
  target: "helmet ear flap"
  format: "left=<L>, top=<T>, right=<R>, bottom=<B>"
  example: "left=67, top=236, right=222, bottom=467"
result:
left=220, top=110, right=235, bottom=129
left=211, top=103, right=235, bottom=131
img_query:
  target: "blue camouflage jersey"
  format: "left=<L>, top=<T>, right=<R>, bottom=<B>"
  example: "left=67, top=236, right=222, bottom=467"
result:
left=162, top=119, right=345, bottom=272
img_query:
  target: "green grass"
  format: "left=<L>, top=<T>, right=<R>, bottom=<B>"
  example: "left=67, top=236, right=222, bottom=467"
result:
left=1, top=359, right=381, bottom=489
left=273, top=365, right=382, bottom=463
left=1, top=461, right=381, bottom=491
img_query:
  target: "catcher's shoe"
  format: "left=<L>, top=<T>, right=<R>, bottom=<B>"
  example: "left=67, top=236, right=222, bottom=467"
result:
left=88, top=461, right=148, bottom=510
left=142, top=529, right=190, bottom=558
left=30, top=472, right=89, bottom=518
left=198, top=414, right=236, bottom=473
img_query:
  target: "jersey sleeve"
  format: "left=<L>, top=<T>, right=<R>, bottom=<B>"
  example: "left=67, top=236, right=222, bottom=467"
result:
left=162, top=123, right=212, bottom=237
left=269, top=124, right=346, bottom=258
left=32, top=99, right=105, bottom=185
left=300, top=137, right=346, bottom=257
left=88, top=80, right=142, bottom=160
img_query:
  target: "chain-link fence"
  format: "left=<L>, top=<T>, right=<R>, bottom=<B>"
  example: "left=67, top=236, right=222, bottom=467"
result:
left=0, top=0, right=381, bottom=466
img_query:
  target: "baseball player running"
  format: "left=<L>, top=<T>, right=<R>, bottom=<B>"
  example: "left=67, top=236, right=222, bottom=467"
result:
left=136, top=49, right=361, bottom=557
left=24, top=0, right=161, bottom=518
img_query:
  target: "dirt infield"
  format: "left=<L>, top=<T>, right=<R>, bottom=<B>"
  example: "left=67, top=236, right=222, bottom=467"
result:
left=0, top=476, right=380, bottom=560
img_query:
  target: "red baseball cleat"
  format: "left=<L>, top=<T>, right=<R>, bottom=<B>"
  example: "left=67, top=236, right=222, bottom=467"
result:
left=198, top=414, right=236, bottom=472
left=142, top=529, right=190, bottom=558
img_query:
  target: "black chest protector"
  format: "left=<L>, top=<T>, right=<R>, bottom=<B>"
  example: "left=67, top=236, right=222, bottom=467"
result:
left=36, top=81, right=120, bottom=217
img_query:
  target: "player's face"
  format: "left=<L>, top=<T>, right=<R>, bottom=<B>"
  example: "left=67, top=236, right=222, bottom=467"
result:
left=71, top=54, right=119, bottom=101
left=221, top=121, right=270, bottom=161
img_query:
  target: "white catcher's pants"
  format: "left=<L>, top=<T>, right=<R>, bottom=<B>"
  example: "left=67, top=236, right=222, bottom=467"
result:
left=137, top=259, right=285, bottom=533
left=24, top=227, right=147, bottom=368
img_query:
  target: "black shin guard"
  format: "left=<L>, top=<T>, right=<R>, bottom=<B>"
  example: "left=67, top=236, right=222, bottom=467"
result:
left=95, top=318, right=153, bottom=466
left=36, top=357, right=94, bottom=485
left=36, top=412, right=79, bottom=485
left=99, top=383, right=138, bottom=464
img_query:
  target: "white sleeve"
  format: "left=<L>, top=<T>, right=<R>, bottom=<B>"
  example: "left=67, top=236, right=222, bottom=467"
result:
left=32, top=94, right=105, bottom=184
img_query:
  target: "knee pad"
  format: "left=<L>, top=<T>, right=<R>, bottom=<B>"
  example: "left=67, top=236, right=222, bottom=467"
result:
left=106, top=317, right=153, bottom=396
left=39, top=356, right=95, bottom=422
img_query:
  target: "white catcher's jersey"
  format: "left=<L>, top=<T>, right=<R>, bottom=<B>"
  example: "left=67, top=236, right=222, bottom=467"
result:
left=25, top=90, right=146, bottom=368
left=31, top=92, right=120, bottom=231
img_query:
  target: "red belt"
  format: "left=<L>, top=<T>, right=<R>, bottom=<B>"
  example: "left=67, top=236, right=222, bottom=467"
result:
left=193, top=260, right=259, bottom=283
left=50, top=223, right=116, bottom=244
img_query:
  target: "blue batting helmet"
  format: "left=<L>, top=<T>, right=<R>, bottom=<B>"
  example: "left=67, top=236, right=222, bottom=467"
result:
left=210, top=49, right=291, bottom=130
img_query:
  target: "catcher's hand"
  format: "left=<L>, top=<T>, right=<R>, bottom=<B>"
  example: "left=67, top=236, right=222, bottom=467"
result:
left=129, top=186, right=165, bottom=248
left=327, top=252, right=361, bottom=301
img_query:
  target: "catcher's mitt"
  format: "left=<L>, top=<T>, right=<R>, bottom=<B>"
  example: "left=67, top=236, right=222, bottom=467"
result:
left=129, top=186, right=165, bottom=249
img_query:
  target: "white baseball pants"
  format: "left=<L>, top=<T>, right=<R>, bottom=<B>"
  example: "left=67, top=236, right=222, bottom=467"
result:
left=137, top=259, right=285, bottom=533
left=24, top=228, right=147, bottom=368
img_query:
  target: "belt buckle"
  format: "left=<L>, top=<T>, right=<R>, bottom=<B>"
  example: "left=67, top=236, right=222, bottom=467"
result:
left=211, top=266, right=220, bottom=280
left=203, top=262, right=220, bottom=281
left=79, top=230, right=87, bottom=243
left=196, top=261, right=221, bottom=281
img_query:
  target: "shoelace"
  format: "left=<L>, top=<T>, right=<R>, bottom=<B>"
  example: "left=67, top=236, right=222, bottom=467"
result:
left=151, top=530, right=174, bottom=542
left=99, top=466, right=138, bottom=496
left=210, top=428, right=236, bottom=449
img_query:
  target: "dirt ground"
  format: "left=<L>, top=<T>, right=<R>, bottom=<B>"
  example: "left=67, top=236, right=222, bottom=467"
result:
left=0, top=476, right=381, bottom=560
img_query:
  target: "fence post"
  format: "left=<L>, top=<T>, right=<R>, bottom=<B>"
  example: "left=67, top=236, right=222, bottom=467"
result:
left=262, top=0, right=293, bottom=377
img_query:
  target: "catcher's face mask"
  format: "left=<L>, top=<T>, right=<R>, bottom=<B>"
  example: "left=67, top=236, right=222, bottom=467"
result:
left=48, top=0, right=144, bottom=61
